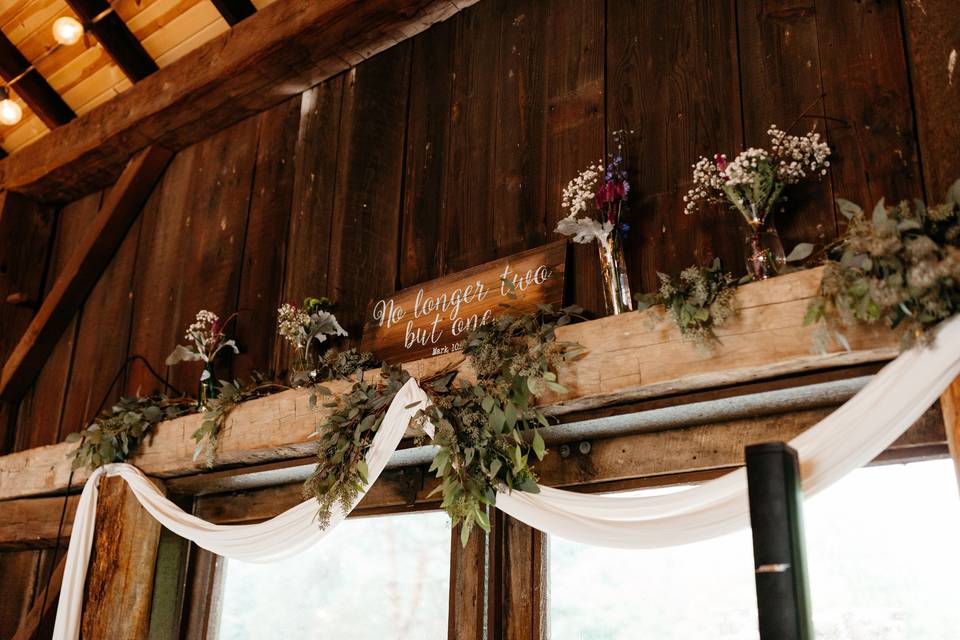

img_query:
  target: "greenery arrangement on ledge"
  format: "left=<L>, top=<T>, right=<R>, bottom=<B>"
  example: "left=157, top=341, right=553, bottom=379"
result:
left=302, top=305, right=585, bottom=544
left=806, top=180, right=960, bottom=350
left=67, top=395, right=194, bottom=470
left=635, top=258, right=739, bottom=348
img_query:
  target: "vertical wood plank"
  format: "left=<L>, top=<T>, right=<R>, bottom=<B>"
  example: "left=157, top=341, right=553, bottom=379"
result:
left=327, top=43, right=413, bottom=343
left=736, top=0, right=838, bottom=250
left=126, top=117, right=261, bottom=396
left=448, top=524, right=487, bottom=640
left=14, top=193, right=101, bottom=450
left=815, top=0, right=922, bottom=210
left=233, top=96, right=302, bottom=380
left=443, top=0, right=504, bottom=273
left=400, top=20, right=456, bottom=289
left=940, top=378, right=960, bottom=493
left=0, top=550, right=42, bottom=638
left=607, top=0, right=744, bottom=290
left=493, top=513, right=546, bottom=640
left=80, top=476, right=163, bottom=640
left=277, top=77, right=344, bottom=372
left=0, top=192, right=54, bottom=453
left=542, top=0, right=605, bottom=316
left=902, top=0, right=960, bottom=199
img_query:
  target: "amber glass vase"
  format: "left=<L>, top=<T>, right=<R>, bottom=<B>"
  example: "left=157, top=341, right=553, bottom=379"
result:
left=597, top=232, right=633, bottom=314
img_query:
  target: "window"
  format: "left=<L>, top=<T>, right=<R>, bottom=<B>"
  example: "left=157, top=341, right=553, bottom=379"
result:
left=549, top=459, right=960, bottom=640
left=216, top=510, right=451, bottom=640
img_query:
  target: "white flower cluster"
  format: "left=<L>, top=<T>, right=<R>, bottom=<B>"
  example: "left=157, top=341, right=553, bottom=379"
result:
left=186, top=309, right=220, bottom=343
left=276, top=304, right=348, bottom=354
left=723, top=148, right=770, bottom=186
left=683, top=157, right=724, bottom=214
left=277, top=303, right=311, bottom=350
left=555, top=215, right=614, bottom=244
left=768, top=125, right=831, bottom=183
left=560, top=162, right=602, bottom=216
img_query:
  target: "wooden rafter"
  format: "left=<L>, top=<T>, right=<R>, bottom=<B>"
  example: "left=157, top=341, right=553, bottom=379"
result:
left=0, top=145, right=173, bottom=402
left=0, top=31, right=75, bottom=129
left=64, top=0, right=158, bottom=82
left=210, top=0, right=258, bottom=26
left=0, top=0, right=480, bottom=203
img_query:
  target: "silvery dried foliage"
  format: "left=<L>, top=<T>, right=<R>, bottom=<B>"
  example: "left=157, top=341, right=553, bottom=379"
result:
left=67, top=396, right=194, bottom=470
left=635, top=258, right=739, bottom=348
left=413, top=305, right=586, bottom=546
left=806, top=181, right=960, bottom=350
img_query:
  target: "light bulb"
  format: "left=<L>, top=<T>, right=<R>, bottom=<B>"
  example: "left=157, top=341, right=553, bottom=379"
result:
left=0, top=98, right=22, bottom=125
left=53, top=16, right=84, bottom=46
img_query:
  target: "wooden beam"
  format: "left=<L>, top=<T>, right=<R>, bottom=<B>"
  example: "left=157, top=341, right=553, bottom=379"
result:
left=10, top=555, right=65, bottom=640
left=0, top=267, right=904, bottom=500
left=80, top=476, right=163, bottom=639
left=64, top=1, right=158, bottom=82
left=0, top=33, right=76, bottom=129
left=940, top=377, right=960, bottom=493
left=0, top=146, right=173, bottom=402
left=0, top=494, right=77, bottom=550
left=0, top=0, right=479, bottom=203
left=210, top=0, right=258, bottom=26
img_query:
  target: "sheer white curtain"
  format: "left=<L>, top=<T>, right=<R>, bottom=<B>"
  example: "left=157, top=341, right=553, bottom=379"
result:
left=53, top=315, right=960, bottom=640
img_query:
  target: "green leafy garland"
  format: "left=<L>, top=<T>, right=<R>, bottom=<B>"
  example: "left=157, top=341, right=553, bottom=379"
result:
left=806, top=181, right=960, bottom=350
left=635, top=258, right=738, bottom=347
left=414, top=306, right=584, bottom=545
left=303, top=365, right=412, bottom=528
left=67, top=395, right=194, bottom=470
left=301, top=305, right=584, bottom=544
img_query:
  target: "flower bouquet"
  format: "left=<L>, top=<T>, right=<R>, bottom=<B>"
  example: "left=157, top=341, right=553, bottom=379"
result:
left=166, top=310, right=239, bottom=405
left=683, top=125, right=831, bottom=279
left=277, top=296, right=348, bottom=384
left=556, top=130, right=634, bottom=314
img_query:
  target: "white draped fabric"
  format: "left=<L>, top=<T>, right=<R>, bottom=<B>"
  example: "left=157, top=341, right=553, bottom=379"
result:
left=53, top=315, right=960, bottom=640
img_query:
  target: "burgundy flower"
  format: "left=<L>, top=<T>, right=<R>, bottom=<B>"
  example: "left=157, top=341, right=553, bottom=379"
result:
left=595, top=180, right=627, bottom=207
left=714, top=153, right=728, bottom=172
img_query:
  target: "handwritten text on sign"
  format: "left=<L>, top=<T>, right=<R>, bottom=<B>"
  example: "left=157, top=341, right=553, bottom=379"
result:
left=361, top=242, right=566, bottom=363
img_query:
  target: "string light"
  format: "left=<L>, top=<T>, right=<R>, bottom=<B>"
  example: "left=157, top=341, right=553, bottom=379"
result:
left=53, top=16, right=84, bottom=46
left=0, top=87, right=23, bottom=126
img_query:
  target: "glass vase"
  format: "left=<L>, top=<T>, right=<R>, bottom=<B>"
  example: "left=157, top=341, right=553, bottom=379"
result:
left=743, top=217, right=786, bottom=280
left=597, top=232, right=633, bottom=315
left=198, top=361, right=218, bottom=408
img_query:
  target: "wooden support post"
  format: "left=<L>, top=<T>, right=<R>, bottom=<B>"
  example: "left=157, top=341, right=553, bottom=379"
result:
left=745, top=442, right=813, bottom=640
left=0, top=145, right=173, bottom=402
left=80, top=476, right=164, bottom=639
left=940, top=378, right=960, bottom=494
left=448, top=522, right=487, bottom=640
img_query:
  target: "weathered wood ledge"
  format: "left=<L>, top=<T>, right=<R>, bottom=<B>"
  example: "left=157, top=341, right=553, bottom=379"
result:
left=0, top=267, right=901, bottom=501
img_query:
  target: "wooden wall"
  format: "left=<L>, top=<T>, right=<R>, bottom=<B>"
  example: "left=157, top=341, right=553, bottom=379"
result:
left=0, top=0, right=957, bottom=636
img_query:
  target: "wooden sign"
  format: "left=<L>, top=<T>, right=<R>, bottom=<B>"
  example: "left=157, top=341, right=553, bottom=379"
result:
left=361, top=241, right=567, bottom=363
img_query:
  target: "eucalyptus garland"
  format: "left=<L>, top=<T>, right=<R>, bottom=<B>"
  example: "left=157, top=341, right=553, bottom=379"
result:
left=67, top=395, right=194, bottom=470
left=805, top=181, right=960, bottom=350
left=635, top=258, right=738, bottom=347
left=303, top=365, right=412, bottom=528
left=414, top=305, right=584, bottom=545
left=301, top=306, right=584, bottom=544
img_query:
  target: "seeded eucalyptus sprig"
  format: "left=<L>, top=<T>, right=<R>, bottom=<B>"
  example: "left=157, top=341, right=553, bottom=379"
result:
left=413, top=305, right=585, bottom=545
left=635, top=258, right=739, bottom=348
left=67, top=395, right=195, bottom=470
left=303, top=365, right=411, bottom=528
left=805, top=180, right=960, bottom=350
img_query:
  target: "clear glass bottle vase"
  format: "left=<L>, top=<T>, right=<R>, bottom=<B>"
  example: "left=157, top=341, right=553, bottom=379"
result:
left=743, top=217, right=786, bottom=280
left=597, top=232, right=633, bottom=315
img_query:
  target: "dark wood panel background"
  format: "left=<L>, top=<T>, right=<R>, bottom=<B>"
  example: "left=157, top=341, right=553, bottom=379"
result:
left=1, top=0, right=957, bottom=635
